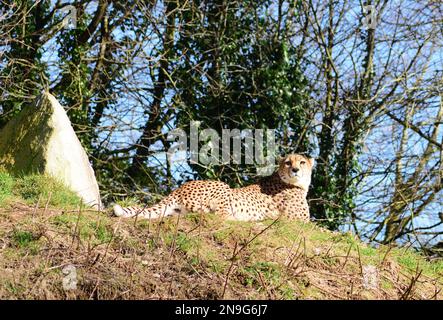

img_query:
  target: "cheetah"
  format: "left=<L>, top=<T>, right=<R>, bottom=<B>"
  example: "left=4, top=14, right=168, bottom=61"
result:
left=113, top=154, right=314, bottom=222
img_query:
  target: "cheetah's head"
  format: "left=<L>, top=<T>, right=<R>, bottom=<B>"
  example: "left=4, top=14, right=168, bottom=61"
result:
left=278, top=154, right=314, bottom=191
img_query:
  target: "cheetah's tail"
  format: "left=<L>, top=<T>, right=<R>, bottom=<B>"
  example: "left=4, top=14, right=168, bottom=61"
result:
left=113, top=204, right=132, bottom=217
left=113, top=204, right=163, bottom=219
left=113, top=204, right=155, bottom=218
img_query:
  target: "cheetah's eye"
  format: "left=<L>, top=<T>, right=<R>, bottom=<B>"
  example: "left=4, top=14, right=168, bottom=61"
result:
left=284, top=160, right=291, bottom=166
left=300, top=161, right=306, bottom=165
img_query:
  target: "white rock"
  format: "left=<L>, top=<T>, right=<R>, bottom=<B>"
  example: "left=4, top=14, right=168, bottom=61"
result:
left=0, top=91, right=102, bottom=209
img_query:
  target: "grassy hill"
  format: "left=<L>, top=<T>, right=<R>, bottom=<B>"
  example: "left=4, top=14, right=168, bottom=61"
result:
left=0, top=172, right=442, bottom=299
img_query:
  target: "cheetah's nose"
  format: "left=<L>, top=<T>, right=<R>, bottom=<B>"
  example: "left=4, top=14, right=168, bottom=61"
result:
left=292, top=168, right=299, bottom=173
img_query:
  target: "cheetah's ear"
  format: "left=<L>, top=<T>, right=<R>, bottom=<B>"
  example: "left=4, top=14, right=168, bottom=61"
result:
left=307, top=157, right=315, bottom=168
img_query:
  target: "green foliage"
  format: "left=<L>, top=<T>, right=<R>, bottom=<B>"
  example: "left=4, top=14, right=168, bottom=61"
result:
left=0, top=0, right=49, bottom=128
left=55, top=21, right=94, bottom=148
left=172, top=0, right=312, bottom=184
left=310, top=150, right=361, bottom=230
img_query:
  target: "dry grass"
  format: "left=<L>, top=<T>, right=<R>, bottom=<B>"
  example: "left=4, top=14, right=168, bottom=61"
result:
left=0, top=201, right=442, bottom=300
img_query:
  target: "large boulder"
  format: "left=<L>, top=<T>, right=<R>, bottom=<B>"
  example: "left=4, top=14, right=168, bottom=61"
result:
left=0, top=91, right=102, bottom=209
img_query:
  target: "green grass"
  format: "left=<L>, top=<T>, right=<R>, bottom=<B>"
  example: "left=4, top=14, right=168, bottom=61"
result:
left=0, top=170, right=81, bottom=209
left=244, top=261, right=281, bottom=284
left=0, top=173, right=442, bottom=299
left=165, top=231, right=200, bottom=254
left=93, top=222, right=114, bottom=243
left=4, top=281, right=25, bottom=296
left=51, top=212, right=113, bottom=245
left=10, top=229, right=41, bottom=255
left=394, top=247, right=443, bottom=276
left=0, top=207, right=441, bottom=299
left=0, top=171, right=14, bottom=204
left=12, top=230, right=35, bottom=247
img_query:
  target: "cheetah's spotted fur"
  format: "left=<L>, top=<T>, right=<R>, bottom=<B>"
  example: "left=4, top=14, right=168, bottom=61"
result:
left=113, top=154, right=314, bottom=221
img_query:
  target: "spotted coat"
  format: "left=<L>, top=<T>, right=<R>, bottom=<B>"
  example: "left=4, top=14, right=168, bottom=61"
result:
left=113, top=154, right=313, bottom=222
